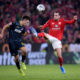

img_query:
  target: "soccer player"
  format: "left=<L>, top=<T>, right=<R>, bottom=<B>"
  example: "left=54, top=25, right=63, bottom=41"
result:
left=1, top=16, right=31, bottom=76
left=38, top=11, right=77, bottom=74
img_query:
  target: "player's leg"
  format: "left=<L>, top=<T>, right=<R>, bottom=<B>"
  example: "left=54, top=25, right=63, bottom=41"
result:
left=20, top=46, right=26, bottom=62
left=30, top=27, right=38, bottom=37
left=14, top=54, right=20, bottom=70
left=56, top=48, right=65, bottom=74
left=9, top=42, right=25, bottom=76
left=9, top=42, right=21, bottom=70
left=56, top=48, right=63, bottom=66
left=14, top=54, right=25, bottom=76
left=42, top=33, right=66, bottom=74
left=19, top=46, right=27, bottom=70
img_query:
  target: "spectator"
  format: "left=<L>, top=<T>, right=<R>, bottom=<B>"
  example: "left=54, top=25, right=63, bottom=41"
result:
left=0, top=0, right=80, bottom=44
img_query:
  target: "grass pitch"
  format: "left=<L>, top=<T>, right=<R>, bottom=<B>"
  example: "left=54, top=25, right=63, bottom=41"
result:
left=0, top=64, right=80, bottom=80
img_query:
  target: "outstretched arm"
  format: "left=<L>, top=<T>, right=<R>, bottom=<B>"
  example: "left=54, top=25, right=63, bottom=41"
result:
left=1, top=22, right=12, bottom=37
left=64, top=16, right=77, bottom=24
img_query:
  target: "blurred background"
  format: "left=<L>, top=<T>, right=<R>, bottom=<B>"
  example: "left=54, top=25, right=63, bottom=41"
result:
left=0, top=0, right=80, bottom=65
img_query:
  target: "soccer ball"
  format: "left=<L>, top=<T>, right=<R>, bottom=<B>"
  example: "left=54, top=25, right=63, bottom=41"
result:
left=37, top=4, right=45, bottom=11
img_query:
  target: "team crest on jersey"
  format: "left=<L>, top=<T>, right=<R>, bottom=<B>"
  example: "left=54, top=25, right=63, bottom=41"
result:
left=55, top=25, right=58, bottom=27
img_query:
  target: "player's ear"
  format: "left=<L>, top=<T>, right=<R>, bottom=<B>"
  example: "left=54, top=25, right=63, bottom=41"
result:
left=59, top=15, right=60, bottom=19
left=58, top=13, right=60, bottom=18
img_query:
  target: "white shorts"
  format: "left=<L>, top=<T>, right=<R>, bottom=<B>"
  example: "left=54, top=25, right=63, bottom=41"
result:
left=46, top=34, right=62, bottom=49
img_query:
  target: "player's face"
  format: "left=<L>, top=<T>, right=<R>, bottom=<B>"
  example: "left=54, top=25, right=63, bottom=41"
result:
left=23, top=19, right=30, bottom=26
left=54, top=13, right=60, bottom=21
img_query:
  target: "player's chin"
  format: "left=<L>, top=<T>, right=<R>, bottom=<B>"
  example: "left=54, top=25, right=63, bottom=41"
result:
left=23, top=24, right=27, bottom=26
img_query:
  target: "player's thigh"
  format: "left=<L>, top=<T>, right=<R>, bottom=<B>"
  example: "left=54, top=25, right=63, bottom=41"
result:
left=44, top=33, right=53, bottom=42
left=52, top=40, right=62, bottom=50
left=9, top=42, right=18, bottom=56
left=44, top=34, right=58, bottom=43
left=19, top=46, right=27, bottom=53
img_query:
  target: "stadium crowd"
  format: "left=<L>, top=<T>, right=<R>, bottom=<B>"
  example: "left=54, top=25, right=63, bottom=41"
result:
left=0, top=0, right=80, bottom=52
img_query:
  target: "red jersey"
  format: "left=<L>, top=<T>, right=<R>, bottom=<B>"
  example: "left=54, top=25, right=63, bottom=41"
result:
left=42, top=18, right=76, bottom=40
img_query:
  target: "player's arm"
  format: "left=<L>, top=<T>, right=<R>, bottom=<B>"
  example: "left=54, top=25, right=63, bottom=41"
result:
left=64, top=16, right=77, bottom=24
left=1, top=22, right=12, bottom=37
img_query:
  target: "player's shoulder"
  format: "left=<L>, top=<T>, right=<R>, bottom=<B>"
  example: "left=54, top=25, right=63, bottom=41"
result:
left=15, top=22, right=20, bottom=26
left=49, top=19, right=53, bottom=21
left=48, top=19, right=53, bottom=22
left=59, top=18, right=64, bottom=21
left=11, top=22, right=19, bottom=26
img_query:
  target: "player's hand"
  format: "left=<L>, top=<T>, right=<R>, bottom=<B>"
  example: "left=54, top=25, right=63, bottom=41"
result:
left=73, top=16, right=78, bottom=20
left=0, top=34, right=3, bottom=39
left=8, top=22, right=12, bottom=26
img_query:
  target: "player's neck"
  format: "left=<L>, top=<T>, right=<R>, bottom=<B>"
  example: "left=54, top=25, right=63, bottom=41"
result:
left=19, top=21, right=23, bottom=26
left=54, top=18, right=60, bottom=21
left=54, top=19, right=59, bottom=21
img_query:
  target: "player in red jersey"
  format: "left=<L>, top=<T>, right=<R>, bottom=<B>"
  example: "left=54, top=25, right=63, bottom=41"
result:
left=38, top=11, right=77, bottom=74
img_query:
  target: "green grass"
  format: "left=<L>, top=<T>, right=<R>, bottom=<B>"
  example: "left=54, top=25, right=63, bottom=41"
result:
left=0, top=64, right=80, bottom=80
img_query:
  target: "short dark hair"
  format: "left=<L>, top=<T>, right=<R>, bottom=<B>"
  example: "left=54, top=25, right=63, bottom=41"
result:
left=54, top=11, right=60, bottom=15
left=22, top=16, right=30, bottom=21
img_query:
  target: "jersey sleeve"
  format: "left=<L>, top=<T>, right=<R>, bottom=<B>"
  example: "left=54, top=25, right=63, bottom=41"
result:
left=42, top=20, right=50, bottom=30
left=64, top=19, right=76, bottom=24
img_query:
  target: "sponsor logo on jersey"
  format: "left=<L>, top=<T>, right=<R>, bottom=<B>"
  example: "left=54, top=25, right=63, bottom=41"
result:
left=14, top=29, right=22, bottom=33
left=52, top=27, right=60, bottom=30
